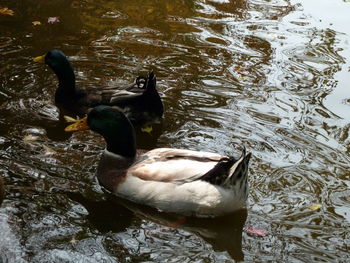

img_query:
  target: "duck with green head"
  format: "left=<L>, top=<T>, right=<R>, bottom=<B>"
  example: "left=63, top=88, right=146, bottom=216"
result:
left=65, top=106, right=251, bottom=217
left=34, top=50, right=163, bottom=125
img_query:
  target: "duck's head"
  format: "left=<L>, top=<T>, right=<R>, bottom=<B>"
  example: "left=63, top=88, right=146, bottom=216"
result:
left=34, top=50, right=71, bottom=72
left=65, top=106, right=136, bottom=158
left=34, top=49, right=75, bottom=90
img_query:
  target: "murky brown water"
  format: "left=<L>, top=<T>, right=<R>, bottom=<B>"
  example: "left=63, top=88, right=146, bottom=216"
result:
left=1, top=0, right=350, bottom=262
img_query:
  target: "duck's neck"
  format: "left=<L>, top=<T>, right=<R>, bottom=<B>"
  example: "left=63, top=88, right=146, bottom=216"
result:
left=96, top=150, right=135, bottom=192
left=102, top=125, right=137, bottom=159
left=105, top=139, right=136, bottom=159
left=95, top=127, right=137, bottom=192
left=52, top=63, right=76, bottom=94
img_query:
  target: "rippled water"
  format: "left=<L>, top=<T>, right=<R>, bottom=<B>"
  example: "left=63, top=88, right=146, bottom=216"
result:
left=1, top=0, right=350, bottom=262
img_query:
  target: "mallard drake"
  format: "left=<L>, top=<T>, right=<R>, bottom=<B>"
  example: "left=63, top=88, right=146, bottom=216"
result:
left=34, top=50, right=163, bottom=125
left=65, top=106, right=251, bottom=217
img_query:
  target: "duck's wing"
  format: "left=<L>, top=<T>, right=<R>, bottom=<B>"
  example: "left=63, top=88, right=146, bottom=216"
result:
left=89, top=71, right=157, bottom=107
left=83, top=72, right=149, bottom=105
left=129, top=148, right=226, bottom=183
left=89, top=81, right=145, bottom=106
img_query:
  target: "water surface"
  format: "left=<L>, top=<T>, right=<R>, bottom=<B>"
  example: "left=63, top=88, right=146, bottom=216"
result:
left=1, top=0, right=350, bottom=262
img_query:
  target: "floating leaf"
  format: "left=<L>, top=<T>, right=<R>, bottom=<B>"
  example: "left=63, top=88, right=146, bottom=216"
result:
left=309, top=203, right=321, bottom=211
left=64, top=115, right=78, bottom=123
left=48, top=17, right=60, bottom=24
left=245, top=227, right=268, bottom=237
left=32, top=21, right=41, bottom=26
left=238, top=75, right=246, bottom=81
left=0, top=7, right=14, bottom=16
left=234, top=65, right=245, bottom=73
left=42, top=145, right=57, bottom=155
left=69, top=236, right=77, bottom=244
left=141, top=125, right=153, bottom=134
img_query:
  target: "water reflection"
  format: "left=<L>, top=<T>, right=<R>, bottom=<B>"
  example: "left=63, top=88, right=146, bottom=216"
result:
left=0, top=176, right=4, bottom=206
left=68, top=193, right=247, bottom=261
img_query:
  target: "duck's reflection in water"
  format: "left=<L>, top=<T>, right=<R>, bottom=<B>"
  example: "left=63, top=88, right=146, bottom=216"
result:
left=68, top=192, right=247, bottom=261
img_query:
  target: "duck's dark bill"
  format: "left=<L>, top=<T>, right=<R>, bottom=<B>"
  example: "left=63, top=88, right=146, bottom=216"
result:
left=33, top=55, right=45, bottom=63
left=64, top=117, right=89, bottom=132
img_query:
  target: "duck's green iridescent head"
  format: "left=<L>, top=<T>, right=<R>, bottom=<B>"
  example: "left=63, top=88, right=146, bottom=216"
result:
left=44, top=50, right=74, bottom=77
left=66, top=106, right=137, bottom=158
left=34, top=49, right=75, bottom=91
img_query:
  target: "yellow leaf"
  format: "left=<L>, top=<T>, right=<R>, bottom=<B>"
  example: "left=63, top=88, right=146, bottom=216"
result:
left=32, top=21, right=41, bottom=26
left=309, top=203, right=321, bottom=211
left=141, top=126, right=153, bottom=134
left=238, top=75, right=246, bottom=81
left=0, top=7, right=14, bottom=16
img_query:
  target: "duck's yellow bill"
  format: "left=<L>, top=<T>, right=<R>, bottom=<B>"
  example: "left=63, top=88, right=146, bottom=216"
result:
left=64, top=117, right=89, bottom=132
left=141, top=125, right=153, bottom=134
left=63, top=115, right=78, bottom=123
left=33, top=54, right=45, bottom=63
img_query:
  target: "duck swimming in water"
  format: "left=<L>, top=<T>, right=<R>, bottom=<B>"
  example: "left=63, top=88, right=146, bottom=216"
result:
left=34, top=50, right=163, bottom=125
left=65, top=106, right=251, bottom=217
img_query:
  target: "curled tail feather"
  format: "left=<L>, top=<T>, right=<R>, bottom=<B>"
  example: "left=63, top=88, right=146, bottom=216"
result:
left=199, top=146, right=251, bottom=188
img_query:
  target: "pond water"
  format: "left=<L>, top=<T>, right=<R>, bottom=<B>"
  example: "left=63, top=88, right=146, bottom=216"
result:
left=1, top=0, right=350, bottom=262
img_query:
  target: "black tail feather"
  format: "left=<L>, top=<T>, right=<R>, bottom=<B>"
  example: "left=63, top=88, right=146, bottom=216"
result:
left=198, top=157, right=237, bottom=185
left=199, top=146, right=251, bottom=187
left=143, top=71, right=156, bottom=94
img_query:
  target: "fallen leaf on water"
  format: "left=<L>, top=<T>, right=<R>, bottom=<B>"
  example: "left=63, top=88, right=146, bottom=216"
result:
left=43, top=145, right=57, bottom=155
left=69, top=236, right=77, bottom=244
left=238, top=75, right=246, bottom=81
left=48, top=17, right=60, bottom=24
left=141, top=126, right=153, bottom=134
left=234, top=65, right=245, bottom=73
left=0, top=7, right=14, bottom=16
left=309, top=203, right=321, bottom=211
left=245, top=227, right=268, bottom=237
left=32, top=21, right=41, bottom=26
left=64, top=115, right=78, bottom=123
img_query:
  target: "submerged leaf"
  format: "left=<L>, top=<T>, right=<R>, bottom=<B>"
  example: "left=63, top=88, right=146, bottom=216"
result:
left=165, top=217, right=186, bottom=228
left=48, top=17, right=60, bottom=24
left=32, top=21, right=41, bottom=26
left=0, top=7, right=14, bottom=16
left=245, top=227, right=268, bottom=237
